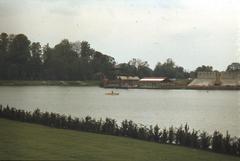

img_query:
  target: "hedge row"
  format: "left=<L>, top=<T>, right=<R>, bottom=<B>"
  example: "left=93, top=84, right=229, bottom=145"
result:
left=0, top=105, right=239, bottom=156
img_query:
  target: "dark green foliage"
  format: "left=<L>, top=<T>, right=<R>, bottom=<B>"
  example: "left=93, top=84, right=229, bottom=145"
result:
left=184, top=124, right=191, bottom=146
left=212, top=131, right=224, bottom=153
left=6, top=34, right=31, bottom=79
left=190, top=65, right=214, bottom=78
left=128, top=58, right=153, bottom=78
left=195, top=65, right=213, bottom=72
left=226, top=63, right=240, bottom=72
left=0, top=33, right=9, bottom=79
left=153, top=58, right=189, bottom=79
left=160, top=128, right=168, bottom=144
left=168, top=126, right=175, bottom=144
left=92, top=51, right=115, bottom=79
left=153, top=125, right=160, bottom=142
left=120, top=120, right=138, bottom=138
left=0, top=105, right=239, bottom=157
left=116, top=63, right=138, bottom=76
left=148, top=125, right=154, bottom=141
left=176, top=125, right=184, bottom=145
left=29, top=42, right=42, bottom=79
left=190, top=129, right=199, bottom=148
left=223, top=131, right=232, bottom=154
left=200, top=132, right=211, bottom=149
left=1, top=32, right=239, bottom=81
left=0, top=33, right=116, bottom=81
left=137, top=125, right=149, bottom=140
left=232, top=138, right=240, bottom=156
left=115, top=58, right=153, bottom=78
left=102, top=118, right=118, bottom=135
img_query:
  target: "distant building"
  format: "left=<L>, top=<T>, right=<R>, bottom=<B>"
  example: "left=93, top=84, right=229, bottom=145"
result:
left=188, top=71, right=240, bottom=87
left=103, top=75, right=140, bottom=88
left=117, top=76, right=140, bottom=88
left=188, top=72, right=218, bottom=87
left=139, top=77, right=172, bottom=88
left=220, top=71, right=240, bottom=86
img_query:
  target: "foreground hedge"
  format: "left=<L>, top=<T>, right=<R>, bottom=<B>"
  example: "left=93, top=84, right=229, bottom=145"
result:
left=0, top=105, right=239, bottom=156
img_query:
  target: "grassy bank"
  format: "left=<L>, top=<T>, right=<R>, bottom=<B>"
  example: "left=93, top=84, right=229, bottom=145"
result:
left=0, top=118, right=239, bottom=161
left=0, top=80, right=100, bottom=86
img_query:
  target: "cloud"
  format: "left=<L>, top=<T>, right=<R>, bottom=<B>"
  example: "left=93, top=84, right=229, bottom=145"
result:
left=0, top=0, right=239, bottom=70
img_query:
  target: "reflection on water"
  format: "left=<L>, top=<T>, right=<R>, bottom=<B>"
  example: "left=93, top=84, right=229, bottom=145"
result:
left=0, top=86, right=239, bottom=136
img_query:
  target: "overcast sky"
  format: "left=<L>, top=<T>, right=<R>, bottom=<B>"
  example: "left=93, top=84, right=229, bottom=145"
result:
left=0, top=0, right=240, bottom=71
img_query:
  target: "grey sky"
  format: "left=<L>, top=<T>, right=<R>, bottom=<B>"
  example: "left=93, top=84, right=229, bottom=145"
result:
left=0, top=0, right=240, bottom=71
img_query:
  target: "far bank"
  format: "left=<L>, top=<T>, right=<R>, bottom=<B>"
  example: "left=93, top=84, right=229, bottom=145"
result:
left=0, top=80, right=100, bottom=86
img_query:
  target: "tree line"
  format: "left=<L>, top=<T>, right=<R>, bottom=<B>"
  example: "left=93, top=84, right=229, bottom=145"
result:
left=0, top=105, right=239, bottom=157
left=0, top=32, right=239, bottom=81
left=0, top=33, right=115, bottom=80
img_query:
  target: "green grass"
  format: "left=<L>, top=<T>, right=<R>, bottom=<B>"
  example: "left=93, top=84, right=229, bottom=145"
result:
left=0, top=80, right=100, bottom=86
left=0, top=118, right=239, bottom=161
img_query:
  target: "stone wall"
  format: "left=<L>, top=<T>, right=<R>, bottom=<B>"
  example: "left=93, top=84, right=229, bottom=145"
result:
left=189, top=71, right=240, bottom=87
left=197, top=72, right=217, bottom=79
left=221, top=72, right=240, bottom=79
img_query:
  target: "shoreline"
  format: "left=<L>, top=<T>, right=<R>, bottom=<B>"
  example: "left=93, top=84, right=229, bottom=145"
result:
left=0, top=80, right=100, bottom=86
left=0, top=80, right=239, bottom=90
left=104, top=86, right=240, bottom=90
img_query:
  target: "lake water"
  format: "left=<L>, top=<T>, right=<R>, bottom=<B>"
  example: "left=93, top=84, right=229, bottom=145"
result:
left=0, top=86, right=239, bottom=136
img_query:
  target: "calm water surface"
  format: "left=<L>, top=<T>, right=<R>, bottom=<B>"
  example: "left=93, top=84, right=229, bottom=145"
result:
left=0, top=86, right=239, bottom=136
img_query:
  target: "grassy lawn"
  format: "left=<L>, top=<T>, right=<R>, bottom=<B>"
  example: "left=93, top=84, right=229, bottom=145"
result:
left=0, top=118, right=239, bottom=161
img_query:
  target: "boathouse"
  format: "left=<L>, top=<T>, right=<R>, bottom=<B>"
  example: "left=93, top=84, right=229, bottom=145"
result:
left=102, top=75, right=140, bottom=88
left=117, top=76, right=140, bottom=88
left=138, top=77, right=172, bottom=88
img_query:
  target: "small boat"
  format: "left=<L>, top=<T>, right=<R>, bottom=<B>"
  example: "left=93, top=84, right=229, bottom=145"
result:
left=105, top=91, right=119, bottom=95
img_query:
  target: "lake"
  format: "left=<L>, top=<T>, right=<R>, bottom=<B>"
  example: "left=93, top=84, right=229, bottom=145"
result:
left=0, top=86, right=239, bottom=136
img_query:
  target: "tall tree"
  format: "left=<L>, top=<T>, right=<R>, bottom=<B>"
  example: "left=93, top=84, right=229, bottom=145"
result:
left=92, top=51, right=115, bottom=79
left=190, top=65, right=214, bottom=78
left=0, top=33, right=8, bottom=53
left=79, top=41, right=95, bottom=79
left=154, top=58, right=188, bottom=79
left=43, top=39, right=79, bottom=80
left=8, top=34, right=31, bottom=79
left=154, top=59, right=175, bottom=78
left=128, top=58, right=152, bottom=78
left=80, top=41, right=93, bottom=60
left=195, top=65, right=213, bottom=72
left=117, top=63, right=137, bottom=76
left=226, top=62, right=240, bottom=72
left=0, top=33, right=9, bottom=79
left=30, top=42, right=42, bottom=79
